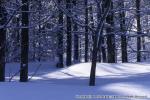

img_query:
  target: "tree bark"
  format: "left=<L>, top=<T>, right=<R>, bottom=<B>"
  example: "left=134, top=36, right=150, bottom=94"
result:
left=57, top=0, right=64, bottom=67
left=106, top=1, right=116, bottom=63
left=20, top=0, right=29, bottom=82
left=101, top=0, right=107, bottom=63
left=89, top=0, right=111, bottom=86
left=136, top=0, right=141, bottom=62
left=73, top=0, right=79, bottom=63
left=0, top=1, right=7, bottom=81
left=38, top=0, right=42, bottom=62
left=119, top=1, right=128, bottom=62
left=66, top=0, right=72, bottom=66
left=85, top=0, right=89, bottom=62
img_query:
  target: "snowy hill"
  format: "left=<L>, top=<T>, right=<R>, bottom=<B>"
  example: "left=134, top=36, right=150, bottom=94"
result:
left=1, top=62, right=150, bottom=100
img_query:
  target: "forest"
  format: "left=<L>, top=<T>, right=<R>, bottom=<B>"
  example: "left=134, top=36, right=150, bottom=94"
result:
left=0, top=0, right=150, bottom=100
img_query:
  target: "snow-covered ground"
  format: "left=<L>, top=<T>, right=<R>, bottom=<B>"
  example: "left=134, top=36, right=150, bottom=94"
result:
left=0, top=62, right=150, bottom=100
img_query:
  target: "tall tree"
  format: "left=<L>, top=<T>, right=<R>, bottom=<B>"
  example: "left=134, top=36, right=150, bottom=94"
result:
left=84, top=0, right=89, bottom=62
left=20, top=0, right=29, bottom=82
left=119, top=0, right=128, bottom=62
left=136, top=0, right=142, bottom=62
left=100, top=0, right=107, bottom=63
left=73, top=0, right=79, bottom=63
left=97, top=2, right=102, bottom=62
left=37, top=0, right=42, bottom=62
left=66, top=0, right=72, bottom=66
left=57, top=0, right=64, bottom=67
left=89, top=0, right=111, bottom=86
left=106, top=1, right=116, bottom=63
left=89, top=5, right=95, bottom=61
left=97, top=1, right=107, bottom=63
left=0, top=0, right=7, bottom=81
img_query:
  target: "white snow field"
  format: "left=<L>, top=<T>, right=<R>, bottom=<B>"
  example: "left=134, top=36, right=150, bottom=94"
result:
left=0, top=62, right=150, bottom=100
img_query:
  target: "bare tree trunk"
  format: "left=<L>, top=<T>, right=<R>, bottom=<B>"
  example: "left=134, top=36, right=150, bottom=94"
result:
left=0, top=1, right=7, bottom=81
left=20, top=0, right=29, bottom=82
left=101, top=0, right=107, bottom=63
left=38, top=0, right=42, bottom=62
left=57, top=0, right=64, bottom=67
left=142, top=36, right=146, bottom=60
left=89, top=5, right=94, bottom=61
left=119, top=1, right=128, bottom=62
left=101, top=37, right=107, bottom=62
left=106, top=1, right=116, bottom=63
left=89, top=0, right=111, bottom=86
left=85, top=0, right=89, bottom=62
left=66, top=0, right=72, bottom=66
left=97, top=2, right=102, bottom=62
left=73, top=0, right=79, bottom=63
left=136, top=0, right=141, bottom=62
